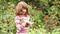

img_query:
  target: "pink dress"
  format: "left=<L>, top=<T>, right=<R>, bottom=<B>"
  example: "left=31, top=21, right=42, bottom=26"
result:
left=15, top=15, right=32, bottom=34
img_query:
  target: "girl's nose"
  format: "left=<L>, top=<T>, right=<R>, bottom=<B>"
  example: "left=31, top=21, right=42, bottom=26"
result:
left=23, top=9, right=26, bottom=12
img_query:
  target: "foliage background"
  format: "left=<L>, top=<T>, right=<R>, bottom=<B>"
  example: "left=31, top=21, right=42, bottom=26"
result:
left=0, top=0, right=60, bottom=34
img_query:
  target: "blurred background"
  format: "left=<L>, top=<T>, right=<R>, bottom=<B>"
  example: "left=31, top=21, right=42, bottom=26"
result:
left=0, top=0, right=60, bottom=34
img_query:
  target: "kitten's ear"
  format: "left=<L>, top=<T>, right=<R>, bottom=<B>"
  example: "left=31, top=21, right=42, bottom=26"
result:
left=29, top=19, right=31, bottom=21
left=29, top=18, right=33, bottom=21
left=19, top=19, right=24, bottom=23
left=20, top=19, right=22, bottom=21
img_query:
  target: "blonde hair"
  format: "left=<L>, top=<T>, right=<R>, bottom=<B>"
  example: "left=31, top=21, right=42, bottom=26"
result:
left=15, top=1, right=30, bottom=16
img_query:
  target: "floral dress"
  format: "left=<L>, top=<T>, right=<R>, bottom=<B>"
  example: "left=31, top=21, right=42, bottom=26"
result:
left=15, top=15, right=32, bottom=34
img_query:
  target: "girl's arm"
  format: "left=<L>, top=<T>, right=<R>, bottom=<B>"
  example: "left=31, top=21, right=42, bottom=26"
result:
left=15, top=16, right=22, bottom=30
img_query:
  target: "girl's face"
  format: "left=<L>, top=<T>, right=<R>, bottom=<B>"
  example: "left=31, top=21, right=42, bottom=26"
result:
left=20, top=8, right=26, bottom=15
left=22, top=8, right=26, bottom=14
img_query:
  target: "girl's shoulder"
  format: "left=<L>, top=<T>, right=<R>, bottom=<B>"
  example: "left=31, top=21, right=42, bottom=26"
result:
left=26, top=15, right=30, bottom=20
left=15, top=16, right=21, bottom=20
left=15, top=15, right=30, bottom=20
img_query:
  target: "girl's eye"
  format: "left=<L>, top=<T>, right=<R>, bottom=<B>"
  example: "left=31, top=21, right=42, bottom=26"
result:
left=20, top=10, right=22, bottom=11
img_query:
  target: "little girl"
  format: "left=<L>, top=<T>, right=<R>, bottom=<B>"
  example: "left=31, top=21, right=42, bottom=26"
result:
left=14, top=1, right=33, bottom=34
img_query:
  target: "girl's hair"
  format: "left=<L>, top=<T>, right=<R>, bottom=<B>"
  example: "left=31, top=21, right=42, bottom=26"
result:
left=15, top=1, right=30, bottom=16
